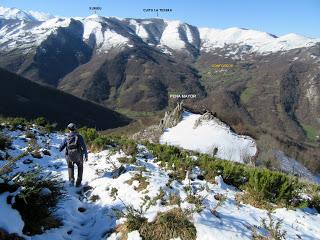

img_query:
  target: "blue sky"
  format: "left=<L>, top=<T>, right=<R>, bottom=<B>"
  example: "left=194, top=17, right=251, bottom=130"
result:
left=1, top=0, right=320, bottom=38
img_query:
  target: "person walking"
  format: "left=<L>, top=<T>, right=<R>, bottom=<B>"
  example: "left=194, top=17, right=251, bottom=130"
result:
left=59, top=123, right=88, bottom=187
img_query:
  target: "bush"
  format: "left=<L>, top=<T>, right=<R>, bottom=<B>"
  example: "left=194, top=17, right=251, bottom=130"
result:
left=91, top=135, right=114, bottom=151
left=139, top=208, right=197, bottom=240
left=12, top=170, right=63, bottom=235
left=244, top=169, right=299, bottom=206
left=145, top=142, right=310, bottom=208
left=34, top=117, right=47, bottom=127
left=78, top=127, right=99, bottom=143
left=253, top=212, right=286, bottom=239
left=25, top=131, right=36, bottom=139
left=0, top=134, right=11, bottom=150
left=126, top=173, right=149, bottom=192
left=309, top=192, right=320, bottom=212
left=118, top=156, right=137, bottom=164
left=146, top=143, right=194, bottom=180
left=10, top=117, right=28, bottom=130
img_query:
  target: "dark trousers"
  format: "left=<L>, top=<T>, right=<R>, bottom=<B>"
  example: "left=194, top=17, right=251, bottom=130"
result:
left=67, top=159, right=83, bottom=184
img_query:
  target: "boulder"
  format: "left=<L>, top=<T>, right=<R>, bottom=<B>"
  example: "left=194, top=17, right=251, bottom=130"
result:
left=112, top=165, right=126, bottom=178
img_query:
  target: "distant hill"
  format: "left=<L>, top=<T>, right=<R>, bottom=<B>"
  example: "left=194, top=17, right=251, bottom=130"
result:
left=0, top=68, right=131, bottom=129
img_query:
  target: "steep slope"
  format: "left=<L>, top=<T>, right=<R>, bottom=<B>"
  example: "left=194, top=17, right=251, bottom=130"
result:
left=0, top=68, right=131, bottom=129
left=58, top=45, right=206, bottom=111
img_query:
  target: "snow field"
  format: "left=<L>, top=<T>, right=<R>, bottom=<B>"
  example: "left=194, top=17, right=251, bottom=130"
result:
left=160, top=111, right=257, bottom=163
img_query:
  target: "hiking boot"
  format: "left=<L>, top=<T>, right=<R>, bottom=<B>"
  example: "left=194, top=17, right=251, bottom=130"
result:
left=75, top=181, right=82, bottom=188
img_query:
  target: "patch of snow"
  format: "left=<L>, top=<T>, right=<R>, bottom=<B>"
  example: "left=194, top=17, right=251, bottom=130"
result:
left=127, top=230, right=142, bottom=240
left=82, top=18, right=129, bottom=52
left=0, top=192, right=24, bottom=236
left=274, top=150, right=320, bottom=183
left=160, top=111, right=257, bottom=162
left=160, top=20, right=185, bottom=50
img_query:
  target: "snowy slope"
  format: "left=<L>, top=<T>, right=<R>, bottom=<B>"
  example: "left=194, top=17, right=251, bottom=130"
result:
left=82, top=15, right=130, bottom=52
left=274, top=150, right=320, bottom=184
left=160, top=111, right=257, bottom=163
left=199, top=27, right=320, bottom=54
left=0, top=126, right=320, bottom=239
left=0, top=16, right=71, bottom=53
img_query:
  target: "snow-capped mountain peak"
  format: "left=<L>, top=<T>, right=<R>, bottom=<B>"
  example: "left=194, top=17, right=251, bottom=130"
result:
left=0, top=6, right=54, bottom=22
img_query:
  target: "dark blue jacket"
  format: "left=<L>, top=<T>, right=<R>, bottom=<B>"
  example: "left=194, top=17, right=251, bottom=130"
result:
left=59, top=132, right=88, bottom=159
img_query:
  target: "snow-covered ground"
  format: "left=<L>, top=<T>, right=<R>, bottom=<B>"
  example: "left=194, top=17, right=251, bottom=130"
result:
left=1, top=127, right=320, bottom=240
left=274, top=150, right=320, bottom=184
left=160, top=111, right=257, bottom=163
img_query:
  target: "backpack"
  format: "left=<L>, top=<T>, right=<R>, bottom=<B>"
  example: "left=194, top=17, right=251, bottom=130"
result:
left=67, top=134, right=81, bottom=163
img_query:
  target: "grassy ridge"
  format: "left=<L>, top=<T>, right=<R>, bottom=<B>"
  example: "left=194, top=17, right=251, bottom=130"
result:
left=78, top=127, right=320, bottom=210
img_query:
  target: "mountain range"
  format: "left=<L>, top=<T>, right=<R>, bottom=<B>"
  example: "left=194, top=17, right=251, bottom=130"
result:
left=0, top=6, right=319, bottom=172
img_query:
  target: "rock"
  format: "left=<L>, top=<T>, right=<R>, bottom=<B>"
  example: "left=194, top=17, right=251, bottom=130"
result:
left=6, top=195, right=13, bottom=204
left=39, top=187, right=52, bottom=196
left=193, top=111, right=216, bottom=129
left=197, top=175, right=205, bottom=180
left=159, top=101, right=184, bottom=130
left=23, top=159, right=33, bottom=164
left=41, top=149, right=51, bottom=156
left=132, top=102, right=184, bottom=143
left=67, top=230, right=72, bottom=235
left=0, top=178, right=4, bottom=184
left=0, top=228, right=24, bottom=240
left=78, top=207, right=86, bottom=213
left=0, top=182, right=19, bottom=194
left=112, top=165, right=126, bottom=178
left=31, top=150, right=42, bottom=159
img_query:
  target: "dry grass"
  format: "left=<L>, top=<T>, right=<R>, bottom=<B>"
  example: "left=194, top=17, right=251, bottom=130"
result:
left=237, top=191, right=274, bottom=210
left=139, top=208, right=197, bottom=240
left=125, top=173, right=149, bottom=192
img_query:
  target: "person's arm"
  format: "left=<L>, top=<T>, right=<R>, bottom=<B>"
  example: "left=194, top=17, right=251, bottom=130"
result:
left=59, top=138, right=67, bottom=152
left=79, top=135, right=88, bottom=161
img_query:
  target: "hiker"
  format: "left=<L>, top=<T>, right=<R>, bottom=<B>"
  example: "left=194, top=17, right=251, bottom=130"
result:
left=59, top=123, right=88, bottom=187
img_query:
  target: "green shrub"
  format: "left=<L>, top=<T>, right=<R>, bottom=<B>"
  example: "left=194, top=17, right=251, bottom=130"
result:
left=91, top=135, right=114, bottom=151
left=25, top=131, right=36, bottom=139
left=244, top=169, right=299, bottom=205
left=12, top=170, right=63, bottom=235
left=43, top=123, right=56, bottom=133
left=309, top=192, right=320, bottom=212
left=78, top=127, right=99, bottom=143
left=34, top=117, right=47, bottom=127
left=117, top=138, right=137, bottom=156
left=9, top=117, right=28, bottom=130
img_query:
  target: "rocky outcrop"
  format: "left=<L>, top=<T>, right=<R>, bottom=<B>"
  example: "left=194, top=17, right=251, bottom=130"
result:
left=159, top=101, right=184, bottom=130
left=133, top=102, right=184, bottom=142
left=193, top=111, right=217, bottom=129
